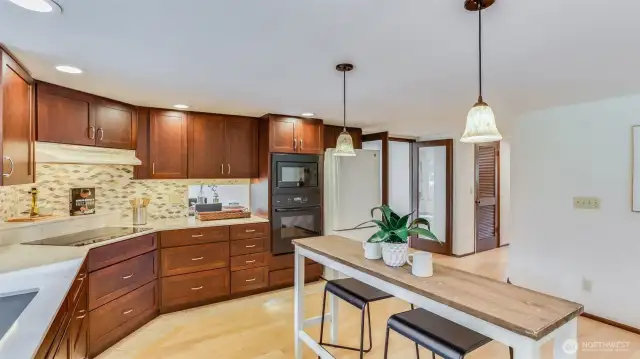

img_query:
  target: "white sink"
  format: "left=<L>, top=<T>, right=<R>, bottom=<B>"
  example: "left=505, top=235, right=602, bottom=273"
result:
left=0, top=291, right=38, bottom=341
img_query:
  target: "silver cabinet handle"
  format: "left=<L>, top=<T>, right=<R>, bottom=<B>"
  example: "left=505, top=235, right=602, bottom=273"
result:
left=152, top=163, right=155, bottom=175
left=300, top=139, right=303, bottom=149
left=89, top=126, right=96, bottom=139
left=2, top=156, right=14, bottom=178
left=293, top=138, right=297, bottom=150
left=76, top=309, right=87, bottom=319
left=121, top=273, right=134, bottom=279
left=245, top=278, right=256, bottom=282
left=191, top=257, right=204, bottom=261
left=122, top=309, right=134, bottom=315
left=245, top=245, right=256, bottom=248
left=245, top=229, right=256, bottom=233
left=191, top=286, right=204, bottom=291
left=97, top=128, right=104, bottom=141
left=245, top=260, right=256, bottom=264
left=192, top=234, right=204, bottom=238
left=227, top=164, right=230, bottom=175
left=221, top=163, right=224, bottom=174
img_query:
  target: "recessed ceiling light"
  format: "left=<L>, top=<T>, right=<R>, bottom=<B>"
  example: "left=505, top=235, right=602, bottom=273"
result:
left=55, top=65, right=83, bottom=74
left=7, top=0, right=62, bottom=13
left=174, top=104, right=189, bottom=109
left=301, top=112, right=315, bottom=117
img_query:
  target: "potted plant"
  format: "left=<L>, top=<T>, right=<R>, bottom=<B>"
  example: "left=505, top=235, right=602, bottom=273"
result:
left=363, top=205, right=440, bottom=267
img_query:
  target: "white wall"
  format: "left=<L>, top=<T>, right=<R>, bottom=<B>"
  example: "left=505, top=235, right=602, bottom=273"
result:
left=389, top=141, right=412, bottom=216
left=500, top=140, right=511, bottom=246
left=508, top=94, right=640, bottom=328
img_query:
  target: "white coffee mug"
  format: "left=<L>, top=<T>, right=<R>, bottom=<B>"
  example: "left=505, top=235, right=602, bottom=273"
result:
left=407, top=251, right=433, bottom=277
left=363, top=242, right=382, bottom=260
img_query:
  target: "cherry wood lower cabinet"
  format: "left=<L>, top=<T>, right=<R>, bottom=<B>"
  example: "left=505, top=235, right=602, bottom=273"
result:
left=160, top=268, right=230, bottom=312
left=160, top=242, right=229, bottom=277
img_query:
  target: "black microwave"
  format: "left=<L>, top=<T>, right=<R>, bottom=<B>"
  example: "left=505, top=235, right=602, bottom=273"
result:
left=271, top=154, right=320, bottom=192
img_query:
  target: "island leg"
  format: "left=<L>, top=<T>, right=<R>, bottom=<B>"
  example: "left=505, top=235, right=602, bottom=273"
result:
left=329, top=268, right=340, bottom=343
left=553, top=318, right=578, bottom=359
left=294, top=248, right=306, bottom=359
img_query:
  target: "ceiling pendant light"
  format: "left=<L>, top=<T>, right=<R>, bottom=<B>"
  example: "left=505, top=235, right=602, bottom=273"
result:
left=334, top=63, right=356, bottom=156
left=460, top=0, right=502, bottom=143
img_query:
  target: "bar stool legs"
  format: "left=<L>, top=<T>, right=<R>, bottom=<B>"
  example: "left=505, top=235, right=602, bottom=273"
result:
left=318, top=288, right=373, bottom=359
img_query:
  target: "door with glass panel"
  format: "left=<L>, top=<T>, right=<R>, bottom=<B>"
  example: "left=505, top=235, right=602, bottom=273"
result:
left=412, top=139, right=453, bottom=255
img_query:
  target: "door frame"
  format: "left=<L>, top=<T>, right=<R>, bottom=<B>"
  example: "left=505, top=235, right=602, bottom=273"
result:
left=362, top=132, right=389, bottom=205
left=474, top=142, right=501, bottom=252
left=411, top=139, right=453, bottom=256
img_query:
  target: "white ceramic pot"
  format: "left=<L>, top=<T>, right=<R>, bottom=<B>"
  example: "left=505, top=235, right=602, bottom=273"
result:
left=363, top=242, right=382, bottom=260
left=381, top=243, right=409, bottom=267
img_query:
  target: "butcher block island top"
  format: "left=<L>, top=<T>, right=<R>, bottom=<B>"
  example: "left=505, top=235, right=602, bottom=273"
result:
left=293, top=235, right=584, bottom=341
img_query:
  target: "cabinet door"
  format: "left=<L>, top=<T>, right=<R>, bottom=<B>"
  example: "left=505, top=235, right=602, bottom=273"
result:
left=269, top=117, right=296, bottom=153
left=188, top=113, right=225, bottom=178
left=150, top=110, right=187, bottom=179
left=224, top=116, right=257, bottom=178
left=36, top=83, right=94, bottom=146
left=51, top=330, right=69, bottom=359
left=94, top=100, right=134, bottom=149
left=69, top=285, right=88, bottom=359
left=1, top=52, right=33, bottom=185
left=297, top=120, right=324, bottom=154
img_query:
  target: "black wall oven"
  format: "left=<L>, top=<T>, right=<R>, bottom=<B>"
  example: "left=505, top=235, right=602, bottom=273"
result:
left=271, top=192, right=322, bottom=255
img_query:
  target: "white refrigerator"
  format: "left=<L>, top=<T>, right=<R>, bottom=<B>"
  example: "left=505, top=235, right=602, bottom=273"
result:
left=324, top=148, right=382, bottom=243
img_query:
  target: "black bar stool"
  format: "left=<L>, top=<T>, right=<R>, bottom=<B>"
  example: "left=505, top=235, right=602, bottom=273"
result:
left=319, top=278, right=407, bottom=359
left=384, top=308, right=514, bottom=359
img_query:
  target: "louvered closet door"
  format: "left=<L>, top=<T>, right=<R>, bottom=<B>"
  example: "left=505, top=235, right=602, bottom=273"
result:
left=475, top=142, right=499, bottom=252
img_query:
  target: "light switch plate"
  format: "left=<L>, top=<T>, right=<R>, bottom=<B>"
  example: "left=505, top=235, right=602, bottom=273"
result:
left=573, top=197, right=601, bottom=209
left=582, top=277, right=593, bottom=292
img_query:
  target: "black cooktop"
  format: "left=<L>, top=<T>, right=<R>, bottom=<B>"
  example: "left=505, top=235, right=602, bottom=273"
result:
left=22, top=227, right=153, bottom=247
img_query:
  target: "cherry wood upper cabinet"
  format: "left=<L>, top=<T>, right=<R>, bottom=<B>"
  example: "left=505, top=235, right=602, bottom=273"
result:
left=188, top=114, right=258, bottom=179
left=36, top=81, right=135, bottom=149
left=323, top=125, right=363, bottom=151
left=36, top=82, right=94, bottom=146
left=188, top=113, right=226, bottom=178
left=149, top=109, right=187, bottom=179
left=1, top=49, right=34, bottom=186
left=264, top=114, right=324, bottom=154
left=296, top=120, right=323, bottom=154
left=224, top=116, right=258, bottom=178
left=94, top=99, right=136, bottom=150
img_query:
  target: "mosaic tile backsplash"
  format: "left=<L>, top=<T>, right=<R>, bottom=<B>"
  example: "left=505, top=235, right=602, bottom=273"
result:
left=0, top=164, right=249, bottom=220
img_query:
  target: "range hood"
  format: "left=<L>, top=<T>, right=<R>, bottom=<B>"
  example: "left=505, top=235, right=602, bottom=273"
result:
left=35, top=142, right=142, bottom=166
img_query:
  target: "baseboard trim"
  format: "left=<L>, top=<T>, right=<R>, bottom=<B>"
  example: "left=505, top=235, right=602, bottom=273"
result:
left=581, top=312, right=640, bottom=335
left=453, top=252, right=475, bottom=258
left=499, top=243, right=510, bottom=248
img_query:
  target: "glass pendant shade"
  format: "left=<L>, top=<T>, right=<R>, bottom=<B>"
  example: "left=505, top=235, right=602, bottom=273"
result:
left=334, top=130, right=356, bottom=156
left=460, top=101, right=502, bottom=143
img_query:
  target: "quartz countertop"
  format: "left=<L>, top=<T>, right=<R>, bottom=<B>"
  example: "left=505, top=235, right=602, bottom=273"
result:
left=0, top=215, right=268, bottom=359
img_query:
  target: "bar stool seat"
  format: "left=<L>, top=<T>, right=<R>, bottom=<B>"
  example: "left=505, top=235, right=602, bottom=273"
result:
left=385, top=308, right=513, bottom=359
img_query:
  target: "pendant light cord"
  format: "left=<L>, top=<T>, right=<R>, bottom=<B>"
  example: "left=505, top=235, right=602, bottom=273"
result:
left=478, top=0, right=483, bottom=102
left=343, top=70, right=347, bottom=131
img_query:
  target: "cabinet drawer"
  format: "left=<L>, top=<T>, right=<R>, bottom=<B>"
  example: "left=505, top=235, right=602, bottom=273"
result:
left=68, top=261, right=87, bottom=309
left=230, top=237, right=267, bottom=256
left=88, top=251, right=158, bottom=310
left=230, top=253, right=268, bottom=271
left=269, top=264, right=324, bottom=288
left=160, top=269, right=229, bottom=311
left=161, top=242, right=229, bottom=277
left=89, top=280, right=158, bottom=344
left=161, top=227, right=229, bottom=248
left=268, top=253, right=318, bottom=271
left=88, top=304, right=156, bottom=358
left=88, top=234, right=157, bottom=272
left=230, top=266, right=268, bottom=294
left=229, top=223, right=270, bottom=240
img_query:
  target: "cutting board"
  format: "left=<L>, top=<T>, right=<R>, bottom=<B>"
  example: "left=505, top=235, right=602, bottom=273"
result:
left=6, top=214, right=60, bottom=223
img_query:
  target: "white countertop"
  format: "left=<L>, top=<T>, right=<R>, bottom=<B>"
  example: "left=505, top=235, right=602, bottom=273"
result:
left=0, top=215, right=268, bottom=359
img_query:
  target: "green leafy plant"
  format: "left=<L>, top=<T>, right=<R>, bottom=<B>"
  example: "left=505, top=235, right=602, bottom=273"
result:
left=361, top=205, right=440, bottom=244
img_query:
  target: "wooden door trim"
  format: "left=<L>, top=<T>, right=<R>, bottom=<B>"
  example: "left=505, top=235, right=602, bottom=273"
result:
left=362, top=132, right=389, bottom=205
left=474, top=142, right=500, bottom=252
left=411, top=139, right=453, bottom=256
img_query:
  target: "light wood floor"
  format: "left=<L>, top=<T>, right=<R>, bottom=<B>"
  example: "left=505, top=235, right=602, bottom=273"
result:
left=98, top=248, right=640, bottom=359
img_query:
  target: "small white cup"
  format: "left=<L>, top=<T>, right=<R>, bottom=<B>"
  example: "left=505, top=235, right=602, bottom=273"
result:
left=363, top=242, right=382, bottom=260
left=407, top=251, right=433, bottom=277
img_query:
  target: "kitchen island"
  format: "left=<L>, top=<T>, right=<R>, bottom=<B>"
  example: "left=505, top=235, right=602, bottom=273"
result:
left=293, top=235, right=584, bottom=359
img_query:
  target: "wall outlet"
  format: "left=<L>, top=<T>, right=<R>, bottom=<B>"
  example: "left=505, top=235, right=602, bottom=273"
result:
left=582, top=277, right=593, bottom=292
left=573, top=197, right=601, bottom=209
left=169, top=194, right=183, bottom=204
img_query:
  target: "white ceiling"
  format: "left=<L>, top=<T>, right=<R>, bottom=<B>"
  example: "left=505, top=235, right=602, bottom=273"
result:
left=1, top=0, right=639, bottom=137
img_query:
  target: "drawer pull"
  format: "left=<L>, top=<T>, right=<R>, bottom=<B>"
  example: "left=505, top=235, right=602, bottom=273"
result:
left=122, top=309, right=134, bottom=315
left=245, top=229, right=256, bottom=233
left=121, top=273, right=134, bottom=279
left=191, top=286, right=204, bottom=291
left=245, top=260, right=256, bottom=264
left=77, top=273, right=86, bottom=281
left=76, top=309, right=87, bottom=319
left=245, top=278, right=256, bottom=282
left=245, top=245, right=256, bottom=248
left=192, top=234, right=204, bottom=238
left=191, top=257, right=204, bottom=261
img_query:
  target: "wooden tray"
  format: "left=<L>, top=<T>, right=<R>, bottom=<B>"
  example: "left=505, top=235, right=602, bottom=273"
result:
left=197, top=211, right=251, bottom=221
left=6, top=214, right=60, bottom=222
